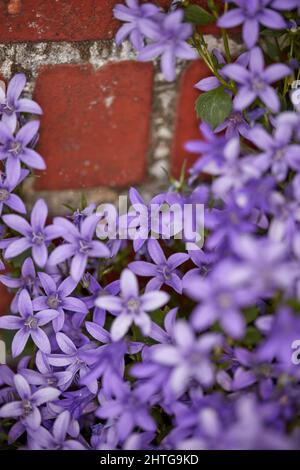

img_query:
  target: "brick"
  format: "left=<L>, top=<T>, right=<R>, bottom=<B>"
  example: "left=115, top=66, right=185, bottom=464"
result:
left=171, top=60, right=210, bottom=178
left=33, top=62, right=154, bottom=190
left=0, top=283, right=12, bottom=315
left=0, top=0, right=120, bottom=42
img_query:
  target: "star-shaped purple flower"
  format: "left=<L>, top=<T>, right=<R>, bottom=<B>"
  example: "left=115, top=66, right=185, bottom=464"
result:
left=48, top=215, right=110, bottom=282
left=113, top=0, right=161, bottom=50
left=3, top=199, right=62, bottom=268
left=0, top=120, right=46, bottom=180
left=217, top=0, right=286, bottom=49
left=96, top=268, right=169, bottom=341
left=222, top=47, right=291, bottom=112
left=0, top=373, right=60, bottom=431
left=0, top=168, right=27, bottom=215
left=0, top=289, right=58, bottom=357
left=138, top=9, right=197, bottom=81
left=129, top=239, right=189, bottom=294
left=0, top=73, right=42, bottom=129
left=32, top=273, right=88, bottom=332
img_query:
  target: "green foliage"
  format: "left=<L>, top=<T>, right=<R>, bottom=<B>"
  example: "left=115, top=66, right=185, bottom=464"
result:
left=195, top=86, right=232, bottom=128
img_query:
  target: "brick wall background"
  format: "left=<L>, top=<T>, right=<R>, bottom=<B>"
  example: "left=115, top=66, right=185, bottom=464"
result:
left=0, top=0, right=240, bottom=313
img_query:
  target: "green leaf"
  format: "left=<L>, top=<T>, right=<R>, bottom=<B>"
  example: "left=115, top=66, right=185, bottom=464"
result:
left=195, top=86, right=232, bottom=129
left=184, top=4, right=215, bottom=25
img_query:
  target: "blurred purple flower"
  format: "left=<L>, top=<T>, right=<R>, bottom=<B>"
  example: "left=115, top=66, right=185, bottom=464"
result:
left=138, top=9, right=197, bottom=81
left=114, top=0, right=161, bottom=50
left=222, top=47, right=291, bottom=112
left=218, top=0, right=286, bottom=49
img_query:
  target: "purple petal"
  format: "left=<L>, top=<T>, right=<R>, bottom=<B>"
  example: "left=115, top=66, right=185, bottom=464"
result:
left=141, top=291, right=169, bottom=311
left=14, top=374, right=31, bottom=399
left=70, top=253, right=87, bottom=282
left=120, top=269, right=139, bottom=298
left=110, top=313, right=133, bottom=341
left=32, top=243, right=48, bottom=268
left=31, top=328, right=51, bottom=353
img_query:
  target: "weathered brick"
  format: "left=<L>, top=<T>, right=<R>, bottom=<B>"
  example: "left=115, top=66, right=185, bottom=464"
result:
left=33, top=62, right=154, bottom=190
left=0, top=0, right=120, bottom=42
left=171, top=60, right=210, bottom=178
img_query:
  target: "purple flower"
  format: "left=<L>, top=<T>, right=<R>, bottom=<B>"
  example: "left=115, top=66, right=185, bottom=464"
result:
left=96, top=268, right=169, bottom=341
left=222, top=47, right=291, bottom=112
left=0, top=73, right=42, bottom=129
left=0, top=373, right=60, bottom=430
left=151, top=320, right=222, bottom=395
left=27, top=410, right=86, bottom=450
left=138, top=9, right=197, bottom=81
left=3, top=199, right=61, bottom=268
left=96, top=381, right=156, bottom=442
left=129, top=239, right=189, bottom=294
left=257, top=307, right=300, bottom=365
left=0, top=120, right=46, bottom=180
left=47, top=332, right=99, bottom=394
left=185, top=122, right=227, bottom=178
left=21, top=350, right=73, bottom=391
left=48, top=215, right=110, bottom=282
left=186, top=259, right=255, bottom=339
left=113, top=0, right=161, bottom=50
left=217, top=0, right=286, bottom=49
left=32, top=273, right=88, bottom=332
left=0, top=257, right=41, bottom=313
left=248, top=124, right=300, bottom=181
left=0, top=289, right=58, bottom=357
left=0, top=168, right=27, bottom=215
left=214, top=111, right=250, bottom=138
left=272, top=0, right=300, bottom=15
left=84, top=274, right=120, bottom=326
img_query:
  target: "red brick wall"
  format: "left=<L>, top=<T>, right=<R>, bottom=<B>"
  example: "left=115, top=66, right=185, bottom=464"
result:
left=0, top=0, right=238, bottom=314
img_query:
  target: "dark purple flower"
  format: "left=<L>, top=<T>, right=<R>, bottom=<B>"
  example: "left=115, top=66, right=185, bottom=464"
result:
left=0, top=120, right=45, bottom=180
left=0, top=373, right=60, bottom=431
left=3, top=199, right=62, bottom=268
left=222, top=47, right=291, bottom=112
left=32, top=273, right=88, bottom=332
left=129, top=239, right=189, bottom=294
left=0, top=73, right=42, bottom=129
left=96, top=268, right=169, bottom=340
left=0, top=289, right=58, bottom=357
left=113, top=0, right=161, bottom=50
left=218, top=0, right=286, bottom=49
left=48, top=214, right=110, bottom=282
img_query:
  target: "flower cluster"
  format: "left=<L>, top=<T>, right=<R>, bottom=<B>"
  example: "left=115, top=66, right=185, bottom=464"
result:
left=1, top=0, right=300, bottom=451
